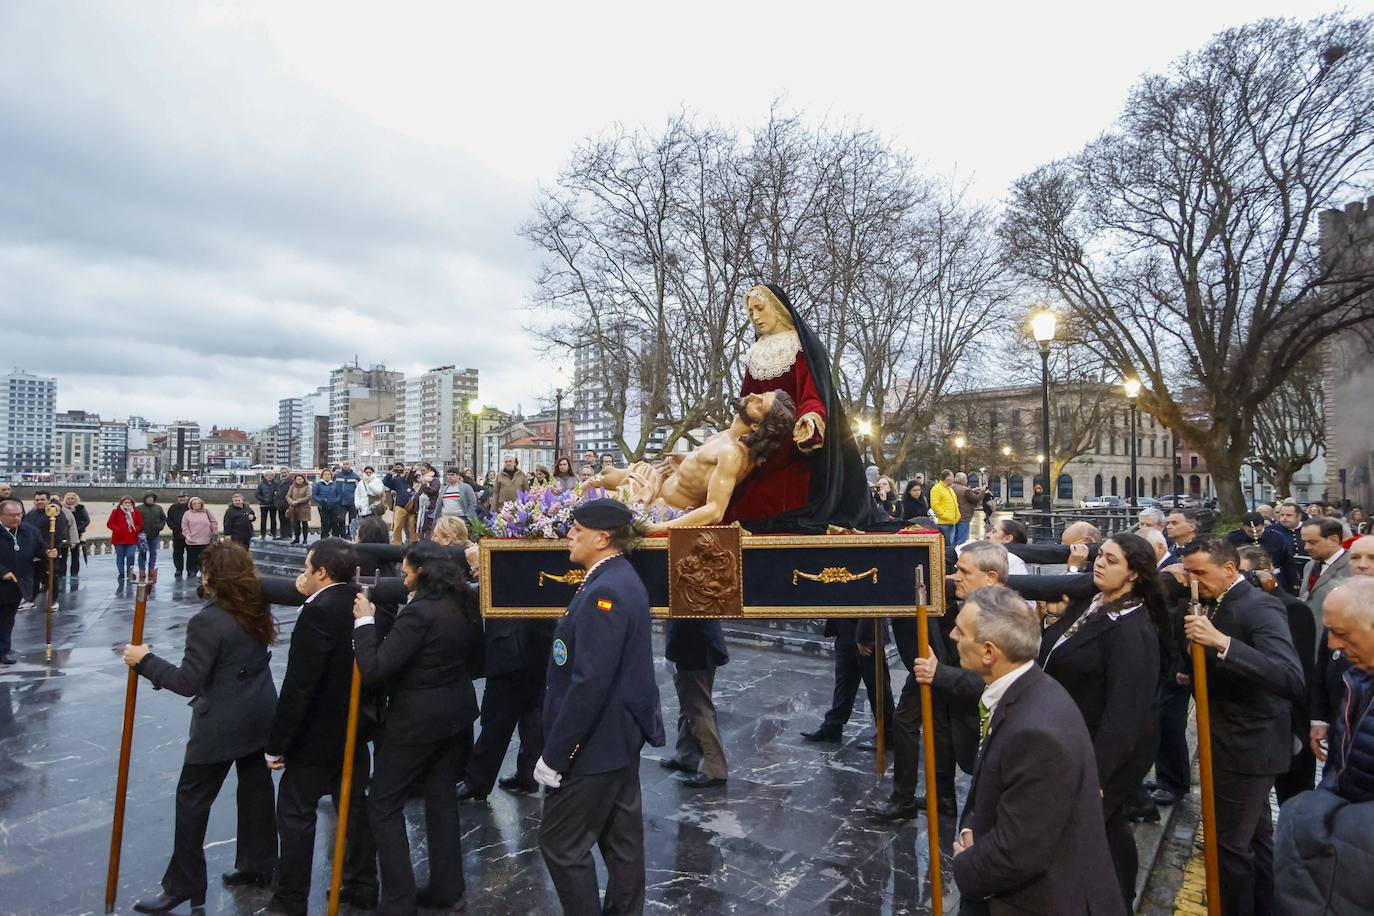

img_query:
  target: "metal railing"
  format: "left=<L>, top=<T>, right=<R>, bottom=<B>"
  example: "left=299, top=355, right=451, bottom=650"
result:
left=1011, top=507, right=1214, bottom=544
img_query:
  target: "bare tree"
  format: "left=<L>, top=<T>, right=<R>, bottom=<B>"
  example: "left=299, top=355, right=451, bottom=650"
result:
left=1001, top=14, right=1374, bottom=516
left=1249, top=352, right=1326, bottom=497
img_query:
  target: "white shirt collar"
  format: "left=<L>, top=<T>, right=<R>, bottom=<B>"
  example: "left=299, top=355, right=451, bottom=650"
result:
left=1320, top=548, right=1346, bottom=569
left=305, top=581, right=345, bottom=604
left=980, top=660, right=1034, bottom=718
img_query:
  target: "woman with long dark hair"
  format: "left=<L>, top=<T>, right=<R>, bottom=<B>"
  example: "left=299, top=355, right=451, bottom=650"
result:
left=1038, top=531, right=1168, bottom=910
left=900, top=480, right=931, bottom=522
left=351, top=540, right=482, bottom=913
left=553, top=456, right=577, bottom=492
left=123, top=542, right=278, bottom=914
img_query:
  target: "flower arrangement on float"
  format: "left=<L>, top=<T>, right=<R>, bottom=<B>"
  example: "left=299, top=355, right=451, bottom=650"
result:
left=490, top=483, right=686, bottom=539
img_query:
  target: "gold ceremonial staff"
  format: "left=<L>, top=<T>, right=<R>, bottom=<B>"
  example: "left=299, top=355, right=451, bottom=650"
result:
left=327, top=568, right=374, bottom=916
left=45, top=503, right=58, bottom=662
left=915, top=565, right=943, bottom=916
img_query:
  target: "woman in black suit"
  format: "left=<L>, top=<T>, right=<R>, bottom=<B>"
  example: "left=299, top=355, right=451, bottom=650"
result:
left=352, top=539, right=482, bottom=914
left=1038, top=531, right=1168, bottom=911
left=123, top=542, right=278, bottom=915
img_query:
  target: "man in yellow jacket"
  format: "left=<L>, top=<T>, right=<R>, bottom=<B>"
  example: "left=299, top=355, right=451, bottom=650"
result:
left=930, top=469, right=960, bottom=546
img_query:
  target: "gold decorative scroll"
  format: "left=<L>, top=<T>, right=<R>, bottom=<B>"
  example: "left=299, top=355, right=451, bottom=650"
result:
left=539, top=569, right=586, bottom=587
left=792, top=566, right=878, bottom=586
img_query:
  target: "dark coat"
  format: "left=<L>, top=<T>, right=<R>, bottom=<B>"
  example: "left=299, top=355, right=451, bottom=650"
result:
left=135, top=602, right=277, bottom=765
left=223, top=505, right=256, bottom=544
left=952, top=665, right=1123, bottom=915
left=1311, top=628, right=1354, bottom=729
left=166, top=502, right=190, bottom=544
left=254, top=477, right=276, bottom=506
left=0, top=521, right=48, bottom=603
left=484, top=618, right=555, bottom=680
left=23, top=506, right=68, bottom=545
left=1040, top=602, right=1160, bottom=811
left=543, top=555, right=664, bottom=775
left=1275, top=788, right=1374, bottom=914
left=1274, top=590, right=1316, bottom=748
left=138, top=502, right=167, bottom=538
left=353, top=590, right=480, bottom=745
left=266, top=582, right=361, bottom=764
left=272, top=476, right=292, bottom=511
left=665, top=619, right=728, bottom=670
left=1322, top=668, right=1374, bottom=804
left=1196, top=577, right=1306, bottom=776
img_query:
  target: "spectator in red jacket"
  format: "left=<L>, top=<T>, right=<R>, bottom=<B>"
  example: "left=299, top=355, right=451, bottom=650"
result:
left=106, top=497, right=143, bottom=582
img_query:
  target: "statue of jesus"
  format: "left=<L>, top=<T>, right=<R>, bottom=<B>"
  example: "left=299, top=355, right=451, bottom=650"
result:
left=589, top=390, right=796, bottom=534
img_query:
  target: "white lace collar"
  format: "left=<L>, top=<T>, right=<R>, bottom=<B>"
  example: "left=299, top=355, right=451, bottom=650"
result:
left=744, top=330, right=802, bottom=381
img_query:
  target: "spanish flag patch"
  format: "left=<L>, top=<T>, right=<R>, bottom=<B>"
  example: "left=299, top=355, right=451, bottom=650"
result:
left=597, top=599, right=613, bottom=610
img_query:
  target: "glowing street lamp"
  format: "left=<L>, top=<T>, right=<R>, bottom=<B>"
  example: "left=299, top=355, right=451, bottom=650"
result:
left=1123, top=378, right=1141, bottom=509
left=857, top=419, right=873, bottom=461
left=468, top=397, right=483, bottom=476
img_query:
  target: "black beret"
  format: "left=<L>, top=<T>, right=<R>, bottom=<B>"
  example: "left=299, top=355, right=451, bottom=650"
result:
left=573, top=497, right=634, bottom=531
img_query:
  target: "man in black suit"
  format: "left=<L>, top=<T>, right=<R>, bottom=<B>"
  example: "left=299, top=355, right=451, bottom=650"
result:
left=1181, top=535, right=1305, bottom=916
left=166, top=493, right=191, bottom=577
left=263, top=538, right=377, bottom=916
left=948, top=584, right=1122, bottom=915
left=536, top=499, right=665, bottom=916
left=660, top=619, right=729, bottom=788
left=460, top=616, right=556, bottom=800
left=0, top=499, right=57, bottom=664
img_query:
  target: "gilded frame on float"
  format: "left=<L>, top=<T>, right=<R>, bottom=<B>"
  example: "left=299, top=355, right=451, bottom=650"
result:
left=477, top=530, right=945, bottom=620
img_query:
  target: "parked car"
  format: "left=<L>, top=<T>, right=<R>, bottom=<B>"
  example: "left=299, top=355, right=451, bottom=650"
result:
left=1156, top=494, right=1198, bottom=510
left=1079, top=496, right=1128, bottom=509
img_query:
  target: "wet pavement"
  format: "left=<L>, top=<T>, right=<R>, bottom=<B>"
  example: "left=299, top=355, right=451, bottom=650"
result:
left=0, top=554, right=1159, bottom=914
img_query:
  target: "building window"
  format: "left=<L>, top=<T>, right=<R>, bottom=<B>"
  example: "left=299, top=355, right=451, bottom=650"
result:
left=1110, top=476, right=1118, bottom=496
left=1010, top=476, right=1024, bottom=498
left=1094, top=474, right=1103, bottom=497
left=1057, top=473, right=1073, bottom=501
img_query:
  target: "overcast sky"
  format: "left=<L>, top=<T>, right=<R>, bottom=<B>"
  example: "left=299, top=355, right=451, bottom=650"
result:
left=2, top=1, right=1366, bottom=431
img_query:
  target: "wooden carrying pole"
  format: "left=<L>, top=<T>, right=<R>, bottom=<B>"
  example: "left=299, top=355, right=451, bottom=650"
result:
left=45, top=505, right=58, bottom=662
left=916, top=566, right=943, bottom=916
left=329, top=570, right=371, bottom=916
left=1189, top=584, right=1222, bottom=915
left=873, top=617, right=886, bottom=775
left=104, top=583, right=149, bottom=913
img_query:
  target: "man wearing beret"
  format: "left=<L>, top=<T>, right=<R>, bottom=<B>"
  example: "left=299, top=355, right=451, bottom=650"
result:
left=536, top=498, right=665, bottom=915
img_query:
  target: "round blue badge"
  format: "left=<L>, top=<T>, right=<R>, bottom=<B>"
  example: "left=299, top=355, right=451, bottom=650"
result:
left=552, top=638, right=568, bottom=666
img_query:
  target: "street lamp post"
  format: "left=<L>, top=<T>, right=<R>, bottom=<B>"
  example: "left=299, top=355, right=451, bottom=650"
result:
left=1001, top=444, right=1011, bottom=503
left=468, top=398, right=482, bottom=478
left=552, top=365, right=568, bottom=466
left=954, top=436, right=966, bottom=472
left=857, top=420, right=872, bottom=463
left=1031, top=310, right=1057, bottom=502
left=1123, top=379, right=1141, bottom=510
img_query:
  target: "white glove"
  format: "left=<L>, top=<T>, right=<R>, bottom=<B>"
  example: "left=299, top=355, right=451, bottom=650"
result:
left=533, top=757, right=563, bottom=789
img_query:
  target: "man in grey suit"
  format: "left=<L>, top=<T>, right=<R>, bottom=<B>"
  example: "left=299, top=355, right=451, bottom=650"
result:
left=949, top=585, right=1123, bottom=915
left=1299, top=517, right=1352, bottom=651
left=1182, top=535, right=1305, bottom=916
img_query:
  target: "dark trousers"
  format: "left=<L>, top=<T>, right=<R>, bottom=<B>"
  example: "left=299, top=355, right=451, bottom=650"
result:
left=820, top=621, right=895, bottom=733
left=1274, top=744, right=1316, bottom=804
left=172, top=538, right=187, bottom=574
left=258, top=505, right=278, bottom=538
left=161, top=750, right=276, bottom=902
left=466, top=672, right=543, bottom=794
left=273, top=746, right=377, bottom=915
left=671, top=665, right=727, bottom=780
left=59, top=543, right=80, bottom=577
left=540, top=763, right=645, bottom=916
left=186, top=545, right=206, bottom=576
left=1103, top=796, right=1138, bottom=910
left=0, top=601, right=17, bottom=654
left=276, top=509, right=291, bottom=539
left=891, top=674, right=959, bottom=808
left=1214, top=768, right=1277, bottom=916
left=369, top=731, right=470, bottom=915
left=1156, top=676, right=1192, bottom=797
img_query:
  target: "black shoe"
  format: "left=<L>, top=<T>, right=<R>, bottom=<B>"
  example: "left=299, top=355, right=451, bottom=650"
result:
left=869, top=796, right=922, bottom=820
left=221, top=869, right=270, bottom=887
left=0, top=652, right=16, bottom=665
left=1150, top=787, right=1181, bottom=806
left=801, top=727, right=843, bottom=743
left=175, top=572, right=184, bottom=578
left=1126, top=798, right=1162, bottom=823
left=682, top=774, right=727, bottom=788
left=497, top=774, right=540, bottom=793
left=133, top=891, right=203, bottom=914
left=416, top=887, right=467, bottom=911
left=455, top=780, right=486, bottom=802
left=659, top=758, right=693, bottom=773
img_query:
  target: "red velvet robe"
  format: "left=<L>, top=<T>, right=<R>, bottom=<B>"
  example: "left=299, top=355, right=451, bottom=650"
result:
left=722, top=352, right=826, bottom=525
